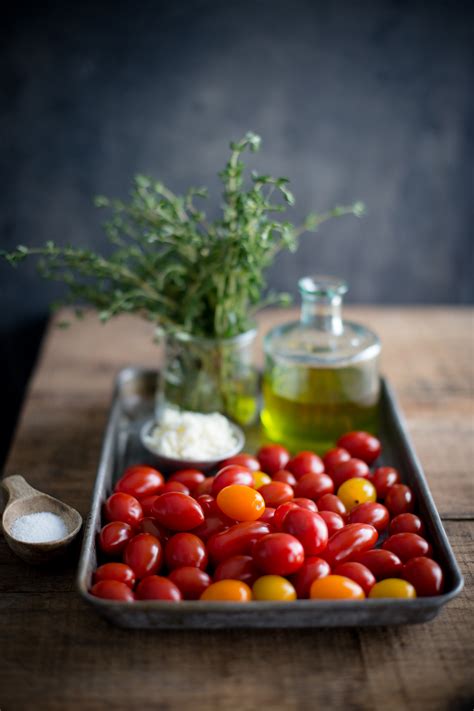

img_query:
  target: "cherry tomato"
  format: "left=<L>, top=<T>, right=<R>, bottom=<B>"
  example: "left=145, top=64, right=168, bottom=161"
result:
left=289, top=557, right=331, bottom=598
left=402, top=557, right=444, bottom=597
left=135, top=575, right=182, bottom=600
left=323, top=447, right=351, bottom=473
left=214, top=555, right=260, bottom=586
left=216, top=484, right=265, bottom=522
left=220, top=453, right=260, bottom=472
left=137, top=517, right=169, bottom=542
left=103, top=492, right=143, bottom=528
left=195, top=494, right=216, bottom=516
left=369, top=578, right=416, bottom=599
left=372, top=466, right=400, bottom=498
left=115, top=465, right=164, bottom=498
left=293, top=498, right=318, bottom=512
left=382, top=533, right=432, bottom=563
left=323, top=523, right=378, bottom=568
left=193, top=514, right=229, bottom=542
left=317, top=493, right=347, bottom=517
left=272, top=470, right=297, bottom=487
left=200, top=580, right=252, bottom=601
left=168, top=469, right=206, bottom=492
left=139, top=495, right=160, bottom=517
left=158, top=481, right=190, bottom=495
left=295, top=472, right=334, bottom=501
left=252, top=471, right=272, bottom=489
left=123, top=533, right=163, bottom=579
left=318, top=510, right=345, bottom=537
left=283, top=508, right=329, bottom=555
left=253, top=575, right=297, bottom=601
left=258, top=481, right=294, bottom=508
left=385, top=484, right=415, bottom=516
left=211, top=465, right=254, bottom=496
left=90, top=580, right=134, bottom=601
left=253, top=533, right=305, bottom=575
left=332, top=458, right=370, bottom=490
left=337, top=477, right=377, bottom=512
left=260, top=507, right=276, bottom=525
left=194, top=476, right=214, bottom=497
left=389, top=513, right=425, bottom=536
left=333, top=562, right=376, bottom=595
left=152, top=492, right=205, bottom=531
left=168, top=567, right=211, bottom=600
left=287, top=451, right=324, bottom=479
left=310, top=575, right=365, bottom=600
left=349, top=502, right=389, bottom=531
left=165, top=532, right=208, bottom=570
left=352, top=549, right=403, bottom=580
left=93, top=562, right=136, bottom=589
left=257, top=444, right=290, bottom=475
left=99, top=521, right=133, bottom=555
left=337, top=431, right=381, bottom=464
left=207, top=521, right=271, bottom=563
left=273, top=502, right=300, bottom=530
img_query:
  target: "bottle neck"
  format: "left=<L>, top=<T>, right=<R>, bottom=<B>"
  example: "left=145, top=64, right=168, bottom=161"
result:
left=300, top=295, right=344, bottom=335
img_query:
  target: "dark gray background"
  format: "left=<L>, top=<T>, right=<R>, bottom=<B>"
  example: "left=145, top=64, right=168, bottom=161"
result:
left=1, top=0, right=473, bottom=462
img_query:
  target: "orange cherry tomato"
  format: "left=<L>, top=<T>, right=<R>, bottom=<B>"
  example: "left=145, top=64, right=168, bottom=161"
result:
left=200, top=579, right=252, bottom=601
left=369, top=578, right=416, bottom=599
left=252, top=471, right=272, bottom=489
left=310, top=575, right=365, bottom=600
left=337, top=477, right=376, bottom=512
left=253, top=575, right=297, bottom=601
left=216, top=485, right=265, bottom=521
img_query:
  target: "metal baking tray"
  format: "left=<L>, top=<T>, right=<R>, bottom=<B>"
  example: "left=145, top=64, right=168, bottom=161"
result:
left=77, top=367, right=463, bottom=628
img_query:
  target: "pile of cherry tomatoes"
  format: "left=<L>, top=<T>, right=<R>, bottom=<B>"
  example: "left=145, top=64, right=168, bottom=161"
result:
left=90, top=430, right=444, bottom=603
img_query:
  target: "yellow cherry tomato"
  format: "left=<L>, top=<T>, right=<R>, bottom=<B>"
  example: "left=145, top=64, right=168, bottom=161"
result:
left=200, top=579, right=252, bottom=601
left=252, top=471, right=272, bottom=489
left=368, top=578, right=416, bottom=599
left=310, top=574, right=365, bottom=600
left=337, top=477, right=377, bottom=512
left=216, top=484, right=265, bottom=521
left=253, top=575, right=297, bottom=601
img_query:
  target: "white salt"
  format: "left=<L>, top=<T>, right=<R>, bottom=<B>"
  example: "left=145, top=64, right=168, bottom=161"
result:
left=11, top=511, right=68, bottom=543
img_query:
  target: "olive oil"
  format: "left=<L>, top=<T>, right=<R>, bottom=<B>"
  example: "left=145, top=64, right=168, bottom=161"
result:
left=261, top=276, right=381, bottom=453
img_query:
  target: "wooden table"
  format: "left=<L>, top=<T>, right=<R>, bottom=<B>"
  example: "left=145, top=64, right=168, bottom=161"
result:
left=1, top=308, right=473, bottom=711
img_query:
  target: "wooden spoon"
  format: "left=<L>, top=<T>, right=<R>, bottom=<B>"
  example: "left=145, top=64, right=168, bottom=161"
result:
left=1, top=475, right=82, bottom=564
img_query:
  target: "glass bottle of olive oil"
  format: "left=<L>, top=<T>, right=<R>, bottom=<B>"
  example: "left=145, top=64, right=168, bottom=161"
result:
left=261, top=276, right=381, bottom=453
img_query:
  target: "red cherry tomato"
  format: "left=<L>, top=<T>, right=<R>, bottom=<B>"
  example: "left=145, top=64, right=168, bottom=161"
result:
left=382, top=533, right=432, bottom=563
left=332, top=458, right=370, bottom=490
left=349, top=502, right=389, bottom=531
left=293, top=498, right=318, bottom=512
left=385, top=484, right=415, bottom=516
left=253, top=533, right=305, bottom=576
left=165, top=532, right=208, bottom=570
left=260, top=507, right=276, bottom=525
left=352, top=549, right=403, bottom=580
left=135, top=575, right=182, bottom=600
left=389, top=513, right=425, bottom=536
left=258, top=481, right=294, bottom=508
left=115, top=465, right=164, bottom=498
left=289, top=557, right=331, bottom=598
left=282, top=508, right=329, bottom=555
left=90, top=580, right=134, bottom=602
left=192, top=514, right=229, bottom=542
left=152, top=492, right=205, bottom=531
left=213, top=555, right=260, bottom=586
left=123, top=533, right=163, bottom=579
left=195, top=494, right=216, bottom=516
left=194, top=476, right=214, bottom=497
left=402, top=557, right=444, bottom=596
left=337, top=431, right=381, bottom=464
left=372, top=466, right=400, bottom=498
left=103, top=492, right=143, bottom=528
left=99, top=521, right=133, bottom=555
left=295, top=472, right=334, bottom=501
left=168, top=567, right=211, bottom=600
left=93, top=562, right=136, bottom=589
left=273, top=502, right=300, bottom=530
left=220, top=453, right=260, bottom=472
left=323, top=447, right=351, bottom=473
left=207, top=521, right=271, bottom=563
left=137, top=517, right=169, bottom=542
left=139, top=495, right=160, bottom=517
left=168, top=469, right=206, bottom=492
left=211, top=465, right=254, bottom=496
left=323, top=523, right=378, bottom=568
left=272, top=469, right=297, bottom=487
left=318, top=510, right=345, bottom=537
left=257, top=444, right=290, bottom=475
left=158, top=481, right=190, bottom=495
left=317, top=493, right=347, bottom=517
left=287, top=451, right=324, bottom=479
left=333, top=562, right=376, bottom=595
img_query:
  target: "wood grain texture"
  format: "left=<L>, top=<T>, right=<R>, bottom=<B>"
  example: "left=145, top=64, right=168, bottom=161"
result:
left=1, top=307, right=473, bottom=711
